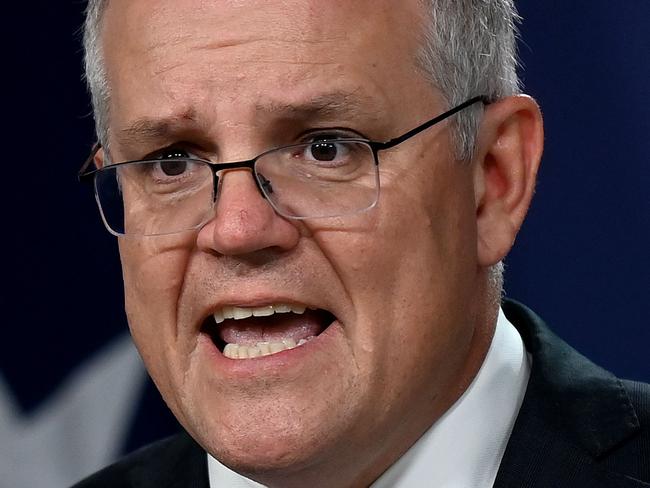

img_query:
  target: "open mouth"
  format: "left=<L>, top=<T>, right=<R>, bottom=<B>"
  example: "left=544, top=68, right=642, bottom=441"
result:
left=202, top=304, right=336, bottom=360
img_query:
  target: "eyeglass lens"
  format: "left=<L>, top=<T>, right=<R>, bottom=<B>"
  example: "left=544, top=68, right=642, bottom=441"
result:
left=94, top=140, right=379, bottom=236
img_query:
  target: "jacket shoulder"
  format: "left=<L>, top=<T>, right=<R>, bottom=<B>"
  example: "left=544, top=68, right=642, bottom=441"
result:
left=496, top=300, right=650, bottom=487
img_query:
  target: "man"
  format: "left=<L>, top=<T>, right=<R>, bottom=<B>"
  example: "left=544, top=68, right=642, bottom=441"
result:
left=73, top=0, right=650, bottom=486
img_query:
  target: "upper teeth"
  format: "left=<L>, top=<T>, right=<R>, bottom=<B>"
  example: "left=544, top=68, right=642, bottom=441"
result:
left=214, top=304, right=307, bottom=324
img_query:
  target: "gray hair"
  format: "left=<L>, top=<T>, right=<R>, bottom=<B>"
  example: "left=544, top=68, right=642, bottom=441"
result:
left=83, top=0, right=110, bottom=148
left=417, top=0, right=521, bottom=160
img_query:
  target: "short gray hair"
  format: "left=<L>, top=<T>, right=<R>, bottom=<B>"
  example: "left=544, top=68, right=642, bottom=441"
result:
left=417, top=0, right=521, bottom=160
left=83, top=0, right=110, bottom=147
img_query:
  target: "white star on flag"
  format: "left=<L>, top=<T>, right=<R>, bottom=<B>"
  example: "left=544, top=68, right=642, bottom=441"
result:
left=0, top=334, right=146, bottom=488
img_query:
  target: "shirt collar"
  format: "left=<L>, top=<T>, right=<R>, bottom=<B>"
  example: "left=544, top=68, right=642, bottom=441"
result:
left=372, top=308, right=530, bottom=487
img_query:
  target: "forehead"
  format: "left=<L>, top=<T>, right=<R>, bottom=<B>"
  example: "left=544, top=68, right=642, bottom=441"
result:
left=102, top=0, right=422, bottom=46
left=102, top=0, right=425, bottom=82
left=101, top=0, right=434, bottom=147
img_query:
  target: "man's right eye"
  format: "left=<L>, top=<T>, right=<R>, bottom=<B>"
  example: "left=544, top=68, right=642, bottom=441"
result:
left=158, top=160, right=188, bottom=176
left=155, top=149, right=191, bottom=177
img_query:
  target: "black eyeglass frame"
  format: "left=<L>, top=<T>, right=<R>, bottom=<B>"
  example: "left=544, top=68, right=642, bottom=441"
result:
left=78, top=95, right=489, bottom=229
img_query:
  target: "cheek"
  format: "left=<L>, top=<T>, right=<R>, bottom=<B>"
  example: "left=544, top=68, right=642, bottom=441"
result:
left=118, top=237, right=194, bottom=388
left=333, top=164, right=476, bottom=304
left=315, top=159, right=479, bottom=382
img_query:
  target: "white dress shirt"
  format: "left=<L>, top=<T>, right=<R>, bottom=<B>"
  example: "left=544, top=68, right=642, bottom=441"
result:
left=208, top=308, right=530, bottom=487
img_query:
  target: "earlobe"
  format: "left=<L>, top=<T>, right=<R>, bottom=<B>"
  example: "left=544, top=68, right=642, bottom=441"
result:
left=474, top=95, right=544, bottom=266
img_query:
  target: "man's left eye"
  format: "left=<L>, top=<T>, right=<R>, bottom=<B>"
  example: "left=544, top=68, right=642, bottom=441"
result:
left=306, top=141, right=350, bottom=162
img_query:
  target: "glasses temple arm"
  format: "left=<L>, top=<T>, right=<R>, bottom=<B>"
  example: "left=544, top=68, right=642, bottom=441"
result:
left=374, top=96, right=490, bottom=151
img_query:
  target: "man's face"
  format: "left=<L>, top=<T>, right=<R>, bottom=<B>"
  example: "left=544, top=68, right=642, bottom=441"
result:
left=102, top=0, right=491, bottom=484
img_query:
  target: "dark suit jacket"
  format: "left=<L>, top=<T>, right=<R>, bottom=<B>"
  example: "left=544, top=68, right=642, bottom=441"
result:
left=72, top=300, right=650, bottom=487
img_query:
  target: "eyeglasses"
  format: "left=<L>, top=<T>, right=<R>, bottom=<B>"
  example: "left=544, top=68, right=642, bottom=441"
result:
left=79, top=96, right=488, bottom=237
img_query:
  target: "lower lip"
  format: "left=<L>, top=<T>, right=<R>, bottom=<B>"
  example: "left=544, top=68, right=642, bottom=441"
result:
left=197, top=319, right=343, bottom=378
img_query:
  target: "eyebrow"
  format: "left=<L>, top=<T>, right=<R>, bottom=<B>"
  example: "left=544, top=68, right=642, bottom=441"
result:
left=119, top=110, right=198, bottom=146
left=118, top=90, right=384, bottom=146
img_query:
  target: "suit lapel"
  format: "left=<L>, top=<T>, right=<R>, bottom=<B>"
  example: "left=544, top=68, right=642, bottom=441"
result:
left=493, top=300, right=644, bottom=487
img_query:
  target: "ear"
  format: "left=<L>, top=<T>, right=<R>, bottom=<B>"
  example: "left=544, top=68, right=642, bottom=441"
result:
left=473, top=95, right=544, bottom=267
left=93, top=145, right=107, bottom=169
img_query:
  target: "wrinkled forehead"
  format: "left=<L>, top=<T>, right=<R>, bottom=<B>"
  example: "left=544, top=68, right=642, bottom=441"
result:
left=99, top=0, right=435, bottom=147
left=101, top=0, right=425, bottom=67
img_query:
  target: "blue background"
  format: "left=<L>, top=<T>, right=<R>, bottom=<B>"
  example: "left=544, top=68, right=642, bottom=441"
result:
left=2, top=0, right=648, bottom=457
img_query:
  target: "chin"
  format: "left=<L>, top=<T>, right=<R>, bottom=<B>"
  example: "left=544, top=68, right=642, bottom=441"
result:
left=200, top=417, right=335, bottom=476
left=179, top=384, right=361, bottom=479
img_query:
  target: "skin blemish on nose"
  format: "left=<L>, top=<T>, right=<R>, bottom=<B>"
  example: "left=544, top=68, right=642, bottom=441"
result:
left=238, top=209, right=250, bottom=226
left=225, top=208, right=270, bottom=240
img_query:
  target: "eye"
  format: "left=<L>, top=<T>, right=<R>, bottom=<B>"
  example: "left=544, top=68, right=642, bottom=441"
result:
left=307, top=141, right=349, bottom=162
left=158, top=160, right=188, bottom=176
left=299, top=134, right=356, bottom=165
left=154, top=148, right=194, bottom=177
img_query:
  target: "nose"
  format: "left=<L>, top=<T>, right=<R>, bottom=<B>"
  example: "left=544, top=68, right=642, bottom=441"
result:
left=196, top=169, right=300, bottom=255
